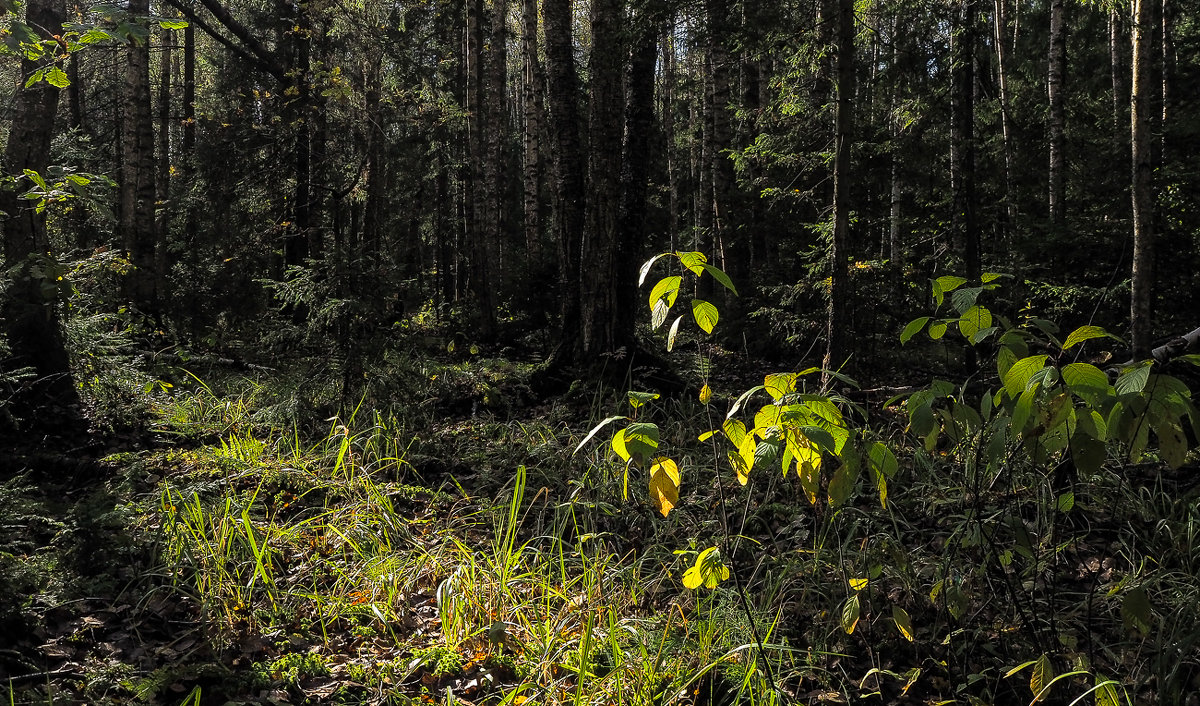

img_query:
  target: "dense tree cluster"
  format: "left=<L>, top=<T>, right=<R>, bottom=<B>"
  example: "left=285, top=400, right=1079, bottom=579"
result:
left=2, top=0, right=1199, bottom=417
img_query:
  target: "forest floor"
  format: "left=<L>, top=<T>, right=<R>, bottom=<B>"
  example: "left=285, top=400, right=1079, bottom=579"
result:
left=1, top=341, right=1198, bottom=706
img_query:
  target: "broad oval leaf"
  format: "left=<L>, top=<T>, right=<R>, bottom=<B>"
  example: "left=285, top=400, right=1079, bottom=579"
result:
left=841, top=595, right=861, bottom=634
left=627, top=391, right=661, bottom=409
left=691, top=299, right=719, bottom=334
left=649, top=457, right=681, bottom=517
left=699, top=384, right=712, bottom=405
left=611, top=427, right=630, bottom=462
left=1030, top=654, right=1054, bottom=699
left=1062, top=324, right=1111, bottom=350
left=900, top=317, right=930, bottom=344
left=1004, top=355, right=1049, bottom=399
left=648, top=276, right=682, bottom=311
left=958, top=305, right=992, bottom=342
left=677, top=250, right=708, bottom=275
left=1061, top=362, right=1109, bottom=400
left=929, top=321, right=948, bottom=340
left=1114, top=361, right=1152, bottom=395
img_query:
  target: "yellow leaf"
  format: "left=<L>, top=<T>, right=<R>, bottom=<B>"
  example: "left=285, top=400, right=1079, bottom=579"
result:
left=892, top=605, right=914, bottom=641
left=699, top=384, right=712, bottom=405
left=649, top=457, right=681, bottom=517
left=849, top=578, right=868, bottom=591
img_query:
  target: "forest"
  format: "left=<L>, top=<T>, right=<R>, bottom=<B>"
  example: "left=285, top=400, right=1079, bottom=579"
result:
left=2, top=0, right=1200, bottom=703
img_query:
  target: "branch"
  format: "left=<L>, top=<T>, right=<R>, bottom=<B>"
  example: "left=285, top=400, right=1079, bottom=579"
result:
left=164, top=0, right=287, bottom=81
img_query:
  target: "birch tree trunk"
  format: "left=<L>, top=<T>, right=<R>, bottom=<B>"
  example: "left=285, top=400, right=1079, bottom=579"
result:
left=1047, top=0, right=1066, bottom=227
left=520, top=0, right=542, bottom=259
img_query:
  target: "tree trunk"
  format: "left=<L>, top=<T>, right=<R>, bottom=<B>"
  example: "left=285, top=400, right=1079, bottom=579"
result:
left=825, top=0, right=854, bottom=378
left=993, top=0, right=1013, bottom=237
left=1047, top=0, right=1066, bottom=227
left=1110, top=8, right=1125, bottom=172
left=475, top=0, right=507, bottom=338
left=1130, top=0, right=1156, bottom=359
left=156, top=23, right=173, bottom=302
left=122, top=0, right=159, bottom=314
left=543, top=0, right=585, bottom=355
left=707, top=0, right=737, bottom=289
left=950, top=0, right=978, bottom=281
left=520, top=0, right=542, bottom=260
left=1160, top=0, right=1174, bottom=160
left=615, top=16, right=658, bottom=342
left=578, top=0, right=627, bottom=359
left=0, top=0, right=81, bottom=423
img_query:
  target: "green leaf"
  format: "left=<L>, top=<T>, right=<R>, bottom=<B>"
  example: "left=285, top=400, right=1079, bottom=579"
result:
left=764, top=373, right=797, bottom=400
left=1158, top=421, right=1188, bottom=469
left=677, top=251, right=707, bottom=276
left=1061, top=363, right=1109, bottom=401
left=1004, top=355, right=1049, bottom=399
left=900, top=317, right=929, bottom=344
left=1062, top=324, right=1111, bottom=350
left=45, top=65, right=69, bottom=88
left=929, top=321, right=948, bottom=340
left=691, top=299, right=718, bottom=334
left=868, top=441, right=898, bottom=478
left=951, top=286, right=983, bottom=314
left=683, top=547, right=729, bottom=590
left=1114, top=361, right=1151, bottom=395
left=827, top=461, right=857, bottom=508
left=1094, top=675, right=1121, bottom=706
left=622, top=422, right=660, bottom=463
left=611, top=428, right=630, bottom=462
left=158, top=19, right=189, bottom=29
left=932, top=275, right=968, bottom=305
left=24, top=67, right=45, bottom=88
left=701, top=264, right=738, bottom=295
left=1030, top=654, right=1054, bottom=699
left=574, top=415, right=627, bottom=454
left=1070, top=432, right=1107, bottom=475
left=981, top=272, right=1005, bottom=284
left=1011, top=384, right=1039, bottom=435
left=1056, top=491, right=1074, bottom=512
left=627, top=391, right=660, bottom=409
left=958, top=305, right=992, bottom=342
left=1121, top=587, right=1153, bottom=635
left=648, top=276, right=682, bottom=312
left=841, top=594, right=861, bottom=634
left=723, top=419, right=747, bottom=448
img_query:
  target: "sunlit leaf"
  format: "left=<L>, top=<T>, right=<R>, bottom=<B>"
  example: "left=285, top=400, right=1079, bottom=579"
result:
left=841, top=595, right=860, bottom=634
left=849, top=578, right=868, bottom=591
left=677, top=250, right=707, bottom=275
left=648, top=457, right=681, bottom=517
left=1062, top=325, right=1111, bottom=350
left=892, top=605, right=914, bottom=642
left=666, top=315, right=683, bottom=350
left=573, top=415, right=627, bottom=454
left=701, top=264, right=738, bottom=295
left=900, top=317, right=929, bottom=344
left=1004, top=355, right=1049, bottom=399
left=691, top=299, right=718, bottom=334
left=1030, top=654, right=1054, bottom=700
left=699, top=384, right=712, bottom=405
left=648, top=276, right=682, bottom=311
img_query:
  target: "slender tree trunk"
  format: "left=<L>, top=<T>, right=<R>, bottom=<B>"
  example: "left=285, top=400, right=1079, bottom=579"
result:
left=663, top=23, right=679, bottom=254
left=888, top=15, right=902, bottom=263
left=706, top=0, right=736, bottom=287
left=950, top=0, right=978, bottom=281
left=825, top=0, right=855, bottom=377
left=1160, top=0, right=1173, bottom=160
left=122, top=0, right=159, bottom=313
left=520, top=0, right=542, bottom=260
left=362, top=63, right=384, bottom=267
left=1110, top=9, right=1124, bottom=164
left=286, top=0, right=313, bottom=268
left=993, top=0, right=1013, bottom=236
left=156, top=23, right=173, bottom=302
left=1047, top=0, right=1066, bottom=227
left=0, top=0, right=81, bottom=421
left=1130, top=0, right=1156, bottom=359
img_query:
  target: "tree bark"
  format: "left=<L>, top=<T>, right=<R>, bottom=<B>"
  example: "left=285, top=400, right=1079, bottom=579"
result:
left=543, top=0, right=585, bottom=354
left=578, top=0, right=627, bottom=359
left=156, top=23, right=173, bottom=301
left=993, top=0, right=1013, bottom=236
left=121, top=0, right=159, bottom=314
left=1130, top=0, right=1156, bottom=359
left=825, top=0, right=854, bottom=378
left=0, top=0, right=81, bottom=422
left=520, top=0, right=542, bottom=260
left=950, top=0, right=978, bottom=281
left=475, top=0, right=507, bottom=338
left=1047, top=0, right=1066, bottom=227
